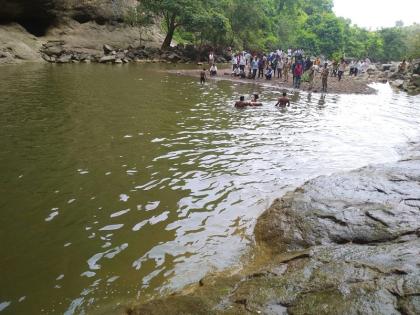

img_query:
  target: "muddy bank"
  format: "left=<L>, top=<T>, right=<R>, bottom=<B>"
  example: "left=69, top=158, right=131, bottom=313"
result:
left=171, top=68, right=377, bottom=95
left=124, top=143, right=420, bottom=315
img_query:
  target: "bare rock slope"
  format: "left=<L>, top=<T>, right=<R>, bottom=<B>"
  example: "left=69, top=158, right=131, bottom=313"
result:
left=0, top=0, right=165, bottom=64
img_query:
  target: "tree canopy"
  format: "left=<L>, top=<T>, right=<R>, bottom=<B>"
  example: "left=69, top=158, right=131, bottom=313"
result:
left=134, top=0, right=420, bottom=61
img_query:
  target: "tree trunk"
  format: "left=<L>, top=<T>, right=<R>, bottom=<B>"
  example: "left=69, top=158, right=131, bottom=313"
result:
left=161, top=15, right=176, bottom=50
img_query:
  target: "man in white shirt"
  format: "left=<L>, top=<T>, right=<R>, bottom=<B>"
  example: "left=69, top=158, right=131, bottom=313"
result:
left=210, top=64, right=218, bottom=76
left=231, top=54, right=238, bottom=71
left=239, top=54, right=246, bottom=71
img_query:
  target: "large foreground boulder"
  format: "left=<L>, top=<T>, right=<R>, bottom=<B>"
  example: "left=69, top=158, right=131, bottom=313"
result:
left=255, top=150, right=420, bottom=251
left=124, top=145, right=420, bottom=315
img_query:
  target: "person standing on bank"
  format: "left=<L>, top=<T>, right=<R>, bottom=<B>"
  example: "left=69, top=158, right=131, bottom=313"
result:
left=293, top=61, right=303, bottom=89
left=321, top=63, right=329, bottom=92
left=209, top=51, right=215, bottom=65
left=277, top=57, right=283, bottom=79
left=251, top=57, right=259, bottom=79
left=258, top=56, right=265, bottom=79
left=338, top=58, right=346, bottom=81
left=308, top=65, right=315, bottom=90
left=283, top=58, right=290, bottom=82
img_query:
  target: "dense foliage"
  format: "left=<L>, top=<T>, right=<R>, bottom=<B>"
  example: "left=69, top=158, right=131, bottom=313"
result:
left=133, top=0, right=419, bottom=61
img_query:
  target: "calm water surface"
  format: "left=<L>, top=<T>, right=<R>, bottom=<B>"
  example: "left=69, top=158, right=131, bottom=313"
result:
left=0, top=63, right=419, bottom=314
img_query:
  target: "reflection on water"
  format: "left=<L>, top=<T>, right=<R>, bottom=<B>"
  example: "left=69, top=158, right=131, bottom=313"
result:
left=0, top=63, right=419, bottom=314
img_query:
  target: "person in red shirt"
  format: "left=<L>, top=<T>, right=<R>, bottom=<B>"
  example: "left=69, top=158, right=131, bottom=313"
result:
left=293, top=61, right=303, bottom=88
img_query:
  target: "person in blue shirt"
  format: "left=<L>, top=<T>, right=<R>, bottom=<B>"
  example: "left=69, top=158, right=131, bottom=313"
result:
left=251, top=57, right=259, bottom=79
left=265, top=66, right=273, bottom=80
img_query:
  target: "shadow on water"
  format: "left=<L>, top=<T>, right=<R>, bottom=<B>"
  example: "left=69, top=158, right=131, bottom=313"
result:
left=0, top=63, right=419, bottom=314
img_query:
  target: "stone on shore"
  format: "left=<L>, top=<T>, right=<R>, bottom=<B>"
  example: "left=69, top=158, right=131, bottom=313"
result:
left=56, top=54, right=72, bottom=63
left=99, top=55, right=116, bottom=63
left=103, top=44, right=114, bottom=55
left=391, top=79, right=405, bottom=87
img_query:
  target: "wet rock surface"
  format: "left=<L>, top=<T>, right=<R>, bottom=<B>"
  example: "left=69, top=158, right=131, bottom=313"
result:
left=125, top=144, right=420, bottom=315
left=256, top=154, right=420, bottom=251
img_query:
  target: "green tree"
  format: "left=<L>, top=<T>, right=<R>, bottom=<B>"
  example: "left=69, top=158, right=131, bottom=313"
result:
left=298, top=13, right=344, bottom=57
left=131, top=0, right=413, bottom=61
left=405, top=24, right=420, bottom=59
left=140, top=0, right=206, bottom=50
left=379, top=26, right=407, bottom=61
left=190, top=9, right=232, bottom=48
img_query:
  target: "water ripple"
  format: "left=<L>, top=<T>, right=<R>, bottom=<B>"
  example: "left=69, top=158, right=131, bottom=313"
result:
left=1, top=65, right=420, bottom=314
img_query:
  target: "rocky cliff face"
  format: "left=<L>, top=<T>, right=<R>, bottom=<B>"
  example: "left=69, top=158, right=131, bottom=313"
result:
left=0, top=0, right=167, bottom=64
left=0, top=0, right=137, bottom=34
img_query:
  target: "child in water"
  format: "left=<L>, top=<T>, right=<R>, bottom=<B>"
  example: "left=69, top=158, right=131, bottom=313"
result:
left=275, top=92, right=290, bottom=107
left=200, top=68, right=206, bottom=85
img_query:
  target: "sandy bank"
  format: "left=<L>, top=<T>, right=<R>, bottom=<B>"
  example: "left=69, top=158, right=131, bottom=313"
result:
left=170, top=68, right=378, bottom=95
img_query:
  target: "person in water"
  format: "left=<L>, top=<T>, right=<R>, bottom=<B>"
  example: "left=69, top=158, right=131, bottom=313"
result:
left=209, top=64, right=218, bottom=76
left=200, top=68, right=206, bottom=85
left=235, top=96, right=248, bottom=108
left=235, top=95, right=262, bottom=108
left=275, top=92, right=290, bottom=107
left=321, top=63, right=329, bottom=92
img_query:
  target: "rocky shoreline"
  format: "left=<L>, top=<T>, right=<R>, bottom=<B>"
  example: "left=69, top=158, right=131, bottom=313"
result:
left=39, top=41, right=227, bottom=65
left=123, top=143, right=420, bottom=315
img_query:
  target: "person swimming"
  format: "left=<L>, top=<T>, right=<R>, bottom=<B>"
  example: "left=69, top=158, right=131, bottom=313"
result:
left=249, top=94, right=262, bottom=106
left=235, top=95, right=262, bottom=108
left=275, top=92, right=290, bottom=107
left=235, top=96, right=248, bottom=108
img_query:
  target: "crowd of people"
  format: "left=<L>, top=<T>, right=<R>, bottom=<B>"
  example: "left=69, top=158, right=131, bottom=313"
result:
left=201, top=48, right=374, bottom=93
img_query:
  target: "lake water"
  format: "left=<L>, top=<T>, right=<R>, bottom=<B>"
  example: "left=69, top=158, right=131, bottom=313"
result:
left=0, top=63, right=419, bottom=314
